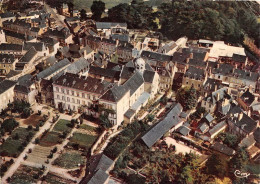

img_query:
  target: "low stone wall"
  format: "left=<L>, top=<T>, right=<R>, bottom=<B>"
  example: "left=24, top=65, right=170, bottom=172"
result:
left=90, top=130, right=107, bottom=155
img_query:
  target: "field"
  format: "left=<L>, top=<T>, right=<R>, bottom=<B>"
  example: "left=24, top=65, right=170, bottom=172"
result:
left=68, top=132, right=97, bottom=150
left=39, top=132, right=61, bottom=147
left=73, top=0, right=170, bottom=11
left=52, top=119, right=72, bottom=133
left=53, top=151, right=85, bottom=169
left=27, top=145, right=53, bottom=165
left=43, top=172, right=75, bottom=184
left=23, top=114, right=44, bottom=127
left=79, top=124, right=97, bottom=132
left=0, top=128, right=36, bottom=157
left=10, top=165, right=42, bottom=184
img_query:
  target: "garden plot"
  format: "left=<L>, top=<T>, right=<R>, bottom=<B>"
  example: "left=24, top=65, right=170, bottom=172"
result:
left=22, top=114, right=44, bottom=127
left=67, top=132, right=98, bottom=150
left=39, top=132, right=62, bottom=147
left=0, top=127, right=36, bottom=157
left=53, top=150, right=85, bottom=169
left=52, top=119, right=72, bottom=133
left=42, top=172, right=75, bottom=184
left=26, top=145, right=53, bottom=165
left=9, top=165, right=43, bottom=184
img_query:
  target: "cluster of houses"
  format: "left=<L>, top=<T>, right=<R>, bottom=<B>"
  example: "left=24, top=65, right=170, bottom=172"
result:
left=0, top=1, right=259, bottom=164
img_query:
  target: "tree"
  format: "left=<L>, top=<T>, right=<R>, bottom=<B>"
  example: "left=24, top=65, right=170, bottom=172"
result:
left=99, top=114, right=112, bottom=129
left=178, top=166, right=194, bottom=184
left=80, top=9, right=87, bottom=20
left=176, top=86, right=198, bottom=111
left=223, top=133, right=238, bottom=148
left=27, top=125, right=33, bottom=131
left=1, top=118, right=19, bottom=133
left=126, top=174, right=145, bottom=184
left=91, top=0, right=105, bottom=21
left=205, top=153, right=228, bottom=179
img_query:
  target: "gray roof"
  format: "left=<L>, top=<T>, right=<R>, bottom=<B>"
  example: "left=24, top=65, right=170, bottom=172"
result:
left=88, top=169, right=109, bottom=184
left=24, top=42, right=47, bottom=52
left=0, top=54, right=16, bottom=64
left=199, top=123, right=209, bottom=133
left=254, top=128, right=260, bottom=143
left=111, top=34, right=129, bottom=42
left=0, top=80, right=17, bottom=94
left=100, top=84, right=128, bottom=102
left=239, top=134, right=256, bottom=148
left=211, top=142, right=235, bottom=156
left=95, top=154, right=113, bottom=172
left=184, top=66, right=205, bottom=80
left=0, top=43, right=23, bottom=52
left=204, top=113, right=214, bottom=123
left=66, top=58, right=90, bottom=74
left=209, top=121, right=227, bottom=136
left=124, top=109, right=136, bottom=119
left=204, top=87, right=229, bottom=105
left=143, top=70, right=155, bottom=83
left=142, top=103, right=183, bottom=148
left=96, top=22, right=127, bottom=29
left=37, top=58, right=70, bottom=80
left=177, top=125, right=191, bottom=136
left=123, top=71, right=144, bottom=96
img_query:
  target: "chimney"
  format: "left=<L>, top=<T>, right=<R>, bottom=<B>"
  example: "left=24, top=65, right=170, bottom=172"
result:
left=238, top=112, right=243, bottom=121
left=216, top=92, right=220, bottom=101
left=190, top=53, right=193, bottom=59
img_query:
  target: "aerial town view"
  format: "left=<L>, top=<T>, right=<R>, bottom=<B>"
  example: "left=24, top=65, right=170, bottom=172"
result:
left=0, top=0, right=259, bottom=183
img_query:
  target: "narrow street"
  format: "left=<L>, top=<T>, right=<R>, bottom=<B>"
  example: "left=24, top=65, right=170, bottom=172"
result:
left=43, top=3, right=66, bottom=27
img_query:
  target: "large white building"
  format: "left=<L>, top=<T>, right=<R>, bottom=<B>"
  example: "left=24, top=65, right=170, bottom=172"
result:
left=0, top=80, right=17, bottom=112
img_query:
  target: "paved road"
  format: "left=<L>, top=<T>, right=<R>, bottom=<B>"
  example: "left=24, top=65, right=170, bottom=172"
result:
left=43, top=3, right=66, bottom=27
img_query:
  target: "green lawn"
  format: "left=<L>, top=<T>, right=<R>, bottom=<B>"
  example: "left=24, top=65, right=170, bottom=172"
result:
left=79, top=124, right=97, bottom=132
left=53, top=119, right=72, bottom=133
left=39, top=132, right=61, bottom=147
left=53, top=151, right=85, bottom=169
left=0, top=128, right=35, bottom=157
left=68, top=132, right=97, bottom=150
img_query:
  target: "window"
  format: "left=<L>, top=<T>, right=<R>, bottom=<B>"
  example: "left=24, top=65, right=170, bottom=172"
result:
left=57, top=94, right=60, bottom=99
left=72, top=98, right=75, bottom=103
left=62, top=96, right=65, bottom=101
left=218, top=75, right=220, bottom=79
left=186, top=81, right=189, bottom=84
left=87, top=94, right=90, bottom=99
left=67, top=90, right=69, bottom=95
left=67, top=97, right=70, bottom=102
left=77, top=92, right=79, bottom=97
left=82, top=93, right=85, bottom=98
left=56, top=87, right=59, bottom=92
left=77, top=99, right=80, bottom=104
left=72, top=91, right=74, bottom=95
left=198, top=84, right=201, bottom=87
left=61, top=88, right=64, bottom=93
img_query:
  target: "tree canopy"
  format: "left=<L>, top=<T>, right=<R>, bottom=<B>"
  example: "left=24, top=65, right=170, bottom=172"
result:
left=176, top=86, right=198, bottom=111
left=205, top=153, right=228, bottom=179
left=91, top=0, right=106, bottom=21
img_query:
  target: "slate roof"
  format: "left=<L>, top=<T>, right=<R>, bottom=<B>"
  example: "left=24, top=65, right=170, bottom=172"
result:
left=232, top=54, right=247, bottom=63
left=4, top=30, right=29, bottom=41
left=189, top=59, right=207, bottom=68
left=54, top=73, right=112, bottom=95
left=41, top=37, right=59, bottom=46
left=204, top=113, right=214, bottom=123
left=0, top=12, right=15, bottom=18
left=143, top=70, right=155, bottom=83
left=182, top=47, right=208, bottom=60
left=66, top=58, right=90, bottom=74
left=204, top=87, right=229, bottom=105
left=87, top=169, right=109, bottom=184
left=0, top=43, right=23, bottom=52
left=96, top=22, right=127, bottom=29
left=14, top=85, right=30, bottom=94
left=24, top=42, right=47, bottom=52
left=17, top=74, right=33, bottom=87
left=233, top=69, right=259, bottom=82
left=177, top=125, right=191, bottom=136
left=123, top=71, right=144, bottom=96
left=212, top=63, right=234, bottom=76
left=234, top=113, right=257, bottom=134
left=172, top=52, right=190, bottom=63
left=89, top=66, right=121, bottom=80
left=239, top=134, right=256, bottom=148
left=0, top=54, right=16, bottom=64
left=141, top=50, right=172, bottom=62
left=95, top=154, right=113, bottom=172
left=199, top=123, right=209, bottom=133
left=44, top=27, right=71, bottom=39
left=17, top=47, right=37, bottom=63
left=203, top=78, right=222, bottom=92
left=158, top=41, right=177, bottom=53
left=142, top=103, right=183, bottom=148
left=240, top=90, right=255, bottom=106
left=120, top=65, right=135, bottom=79
left=124, top=109, right=136, bottom=119
left=209, top=121, right=227, bottom=136
left=0, top=80, right=17, bottom=94
left=37, top=58, right=70, bottom=80
left=100, top=84, right=128, bottom=102
left=253, top=128, right=260, bottom=143
left=6, top=70, right=21, bottom=78
left=184, top=66, right=205, bottom=80
left=111, top=34, right=129, bottom=42
left=211, top=142, right=235, bottom=156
